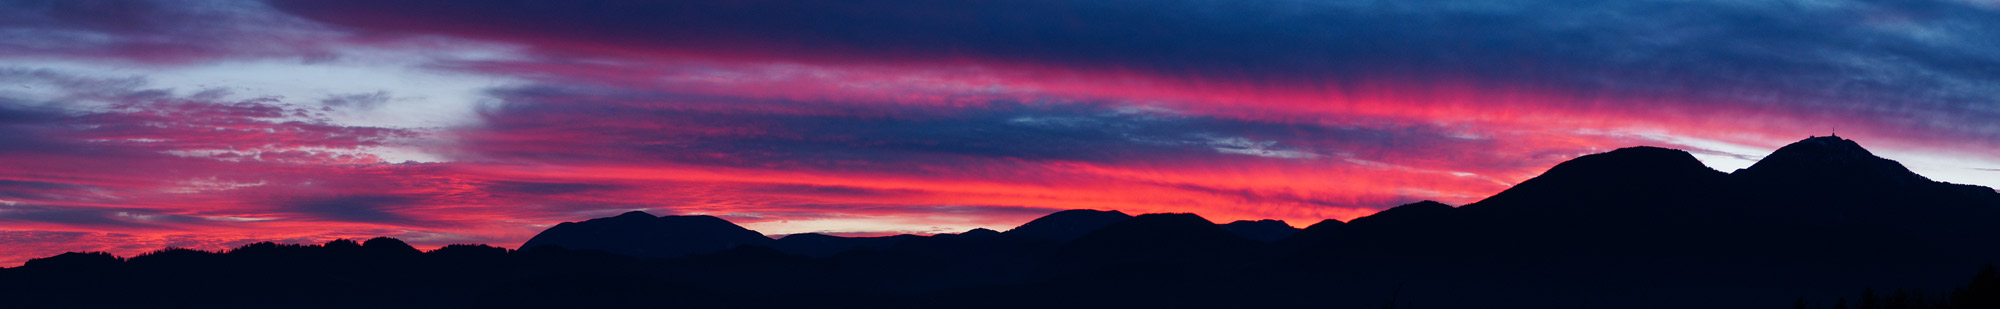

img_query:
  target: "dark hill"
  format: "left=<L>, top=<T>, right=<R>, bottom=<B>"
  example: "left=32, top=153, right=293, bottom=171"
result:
left=1273, top=218, right=1346, bottom=250
left=1000, top=209, right=1132, bottom=242
left=1062, top=213, right=1254, bottom=253
left=362, top=237, right=422, bottom=256
left=769, top=233, right=921, bottom=258
left=1278, top=137, right=2000, bottom=308
left=518, top=211, right=772, bottom=259
left=1346, top=200, right=1455, bottom=228
left=1460, top=146, right=1728, bottom=217
left=1049, top=213, right=1262, bottom=279
left=20, top=252, right=120, bottom=271
left=1729, top=137, right=2000, bottom=229
left=1219, top=219, right=1298, bottom=243
left=1735, top=135, right=1930, bottom=187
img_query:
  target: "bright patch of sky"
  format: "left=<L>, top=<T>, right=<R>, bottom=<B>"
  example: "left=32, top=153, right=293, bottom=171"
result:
left=22, top=44, right=524, bottom=129
left=741, top=214, right=999, bottom=236
left=8, top=44, right=529, bottom=163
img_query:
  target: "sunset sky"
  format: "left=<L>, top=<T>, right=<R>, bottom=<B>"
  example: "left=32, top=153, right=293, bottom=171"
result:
left=3, top=0, right=1998, bottom=266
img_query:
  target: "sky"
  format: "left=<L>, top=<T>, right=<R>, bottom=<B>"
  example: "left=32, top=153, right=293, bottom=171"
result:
left=2, top=0, right=1998, bottom=266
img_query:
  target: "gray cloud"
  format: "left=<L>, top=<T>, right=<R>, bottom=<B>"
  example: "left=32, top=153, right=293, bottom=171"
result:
left=319, top=91, right=392, bottom=110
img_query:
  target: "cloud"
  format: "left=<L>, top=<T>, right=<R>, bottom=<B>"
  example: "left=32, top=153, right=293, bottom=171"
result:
left=1, top=0, right=344, bottom=64
left=0, top=68, right=422, bottom=164
left=319, top=91, right=391, bottom=110
left=272, top=0, right=2000, bottom=105
left=482, top=181, right=621, bottom=196
left=268, top=0, right=2000, bottom=158
left=283, top=195, right=422, bottom=225
left=0, top=68, right=465, bottom=264
left=457, top=83, right=1611, bottom=189
left=0, top=203, right=166, bottom=228
left=0, top=68, right=1651, bottom=266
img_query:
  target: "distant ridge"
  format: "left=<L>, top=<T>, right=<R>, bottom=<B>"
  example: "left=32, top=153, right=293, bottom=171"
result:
left=1461, top=146, right=1726, bottom=214
left=1736, top=136, right=1932, bottom=186
left=519, top=211, right=772, bottom=259
left=8, top=136, right=1997, bottom=308
left=1220, top=219, right=1298, bottom=243
left=769, top=233, right=920, bottom=258
left=1050, top=213, right=1261, bottom=277
left=1000, top=209, right=1132, bottom=242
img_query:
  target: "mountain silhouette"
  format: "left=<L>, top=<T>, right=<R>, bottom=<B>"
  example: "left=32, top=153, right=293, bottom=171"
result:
left=999, top=209, right=1132, bottom=242
left=1462, top=146, right=1727, bottom=214
left=19, top=252, right=120, bottom=272
left=1274, top=218, right=1347, bottom=251
left=941, top=227, right=1001, bottom=239
left=1345, top=200, right=1456, bottom=229
left=518, top=211, right=772, bottom=259
left=4, top=136, right=1996, bottom=308
left=362, top=237, right=423, bottom=255
left=1736, top=136, right=1931, bottom=186
left=1730, top=137, right=2000, bottom=238
left=1280, top=136, right=2000, bottom=307
left=1220, top=219, right=1299, bottom=243
left=769, top=233, right=921, bottom=257
left=1052, top=213, right=1260, bottom=274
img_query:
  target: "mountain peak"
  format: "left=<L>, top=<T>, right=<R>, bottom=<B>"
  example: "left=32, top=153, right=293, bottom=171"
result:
left=1348, top=200, right=1455, bottom=227
left=519, top=212, right=771, bottom=259
left=1002, top=209, right=1133, bottom=242
left=656, top=214, right=737, bottom=226
left=961, top=228, right=1000, bottom=237
left=1063, top=213, right=1243, bottom=249
left=1542, top=146, right=1714, bottom=179
left=1735, top=136, right=1930, bottom=186
left=614, top=210, right=656, bottom=219
left=1220, top=219, right=1299, bottom=243
left=1463, top=146, right=1725, bottom=211
left=361, top=237, right=421, bottom=255
left=1764, top=136, right=1879, bottom=164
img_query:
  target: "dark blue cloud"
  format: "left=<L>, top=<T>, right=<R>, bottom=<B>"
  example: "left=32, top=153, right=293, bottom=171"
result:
left=1, top=0, right=334, bottom=63
left=0, top=180, right=88, bottom=202
left=318, top=91, right=392, bottom=110
left=271, top=0, right=2000, bottom=117
left=0, top=205, right=145, bottom=227
left=0, top=203, right=221, bottom=229
left=467, top=85, right=1546, bottom=175
left=284, top=195, right=424, bottom=225
left=0, top=97, right=82, bottom=155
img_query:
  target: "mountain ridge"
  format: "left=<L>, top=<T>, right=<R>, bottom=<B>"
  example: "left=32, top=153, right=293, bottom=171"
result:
left=7, top=136, right=1997, bottom=308
left=518, top=211, right=773, bottom=259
